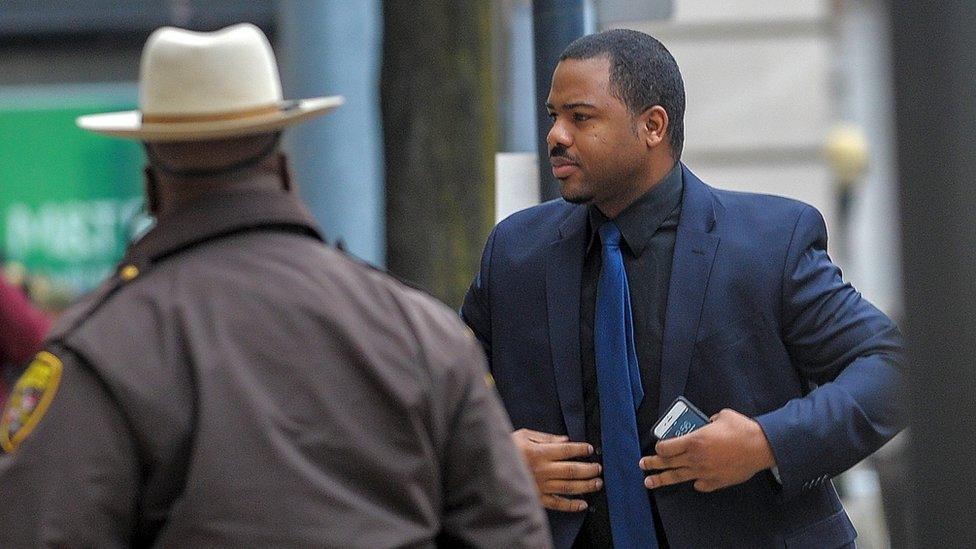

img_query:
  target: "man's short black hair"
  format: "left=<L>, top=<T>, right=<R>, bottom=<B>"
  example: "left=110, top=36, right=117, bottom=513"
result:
left=560, top=29, right=685, bottom=159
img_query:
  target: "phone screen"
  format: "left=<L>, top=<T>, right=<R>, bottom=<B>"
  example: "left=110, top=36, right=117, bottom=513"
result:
left=653, top=397, right=709, bottom=439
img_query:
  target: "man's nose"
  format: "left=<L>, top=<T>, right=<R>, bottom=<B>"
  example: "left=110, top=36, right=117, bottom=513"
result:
left=546, top=119, right=572, bottom=152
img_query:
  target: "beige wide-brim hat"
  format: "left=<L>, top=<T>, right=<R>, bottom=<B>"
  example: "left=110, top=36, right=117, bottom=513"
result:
left=77, top=23, right=343, bottom=142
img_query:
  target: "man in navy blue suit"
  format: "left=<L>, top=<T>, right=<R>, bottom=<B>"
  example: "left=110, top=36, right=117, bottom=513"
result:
left=461, top=29, right=905, bottom=548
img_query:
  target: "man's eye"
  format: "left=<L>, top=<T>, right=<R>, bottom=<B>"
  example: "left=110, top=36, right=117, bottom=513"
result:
left=547, top=112, right=557, bottom=121
left=573, top=113, right=590, bottom=122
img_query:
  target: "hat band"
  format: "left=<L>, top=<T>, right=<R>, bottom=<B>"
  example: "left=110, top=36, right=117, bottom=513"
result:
left=141, top=104, right=280, bottom=124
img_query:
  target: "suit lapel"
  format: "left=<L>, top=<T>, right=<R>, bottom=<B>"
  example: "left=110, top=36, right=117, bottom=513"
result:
left=658, top=166, right=721, bottom=418
left=546, top=206, right=588, bottom=442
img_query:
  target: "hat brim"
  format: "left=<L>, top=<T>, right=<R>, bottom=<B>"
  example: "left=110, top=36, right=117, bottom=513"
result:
left=76, top=96, right=344, bottom=142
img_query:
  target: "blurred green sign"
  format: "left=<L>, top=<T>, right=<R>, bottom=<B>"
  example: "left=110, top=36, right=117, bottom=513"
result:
left=0, top=103, right=145, bottom=297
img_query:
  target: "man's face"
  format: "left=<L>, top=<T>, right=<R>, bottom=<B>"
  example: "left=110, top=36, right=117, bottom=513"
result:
left=546, top=57, right=649, bottom=208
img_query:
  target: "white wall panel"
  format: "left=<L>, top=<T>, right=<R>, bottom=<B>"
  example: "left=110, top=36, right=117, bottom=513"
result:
left=672, top=0, right=828, bottom=23
left=666, top=36, right=831, bottom=153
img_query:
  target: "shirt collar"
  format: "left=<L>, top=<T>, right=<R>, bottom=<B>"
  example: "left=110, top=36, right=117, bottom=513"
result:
left=125, top=183, right=325, bottom=265
left=587, top=161, right=684, bottom=256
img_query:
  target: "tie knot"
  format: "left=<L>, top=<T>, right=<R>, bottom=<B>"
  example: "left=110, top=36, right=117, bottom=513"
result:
left=599, top=221, right=623, bottom=249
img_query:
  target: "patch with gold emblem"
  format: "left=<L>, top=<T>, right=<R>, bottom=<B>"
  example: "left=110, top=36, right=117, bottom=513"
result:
left=1, top=351, right=63, bottom=453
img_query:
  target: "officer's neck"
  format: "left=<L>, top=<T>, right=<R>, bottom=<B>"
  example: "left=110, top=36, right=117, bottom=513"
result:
left=149, top=162, right=286, bottom=219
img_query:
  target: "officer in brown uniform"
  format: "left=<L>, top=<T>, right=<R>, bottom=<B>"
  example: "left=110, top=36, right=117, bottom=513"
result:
left=0, top=24, right=550, bottom=548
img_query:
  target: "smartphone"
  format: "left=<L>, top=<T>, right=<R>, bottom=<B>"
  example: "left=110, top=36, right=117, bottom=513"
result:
left=653, top=396, right=710, bottom=440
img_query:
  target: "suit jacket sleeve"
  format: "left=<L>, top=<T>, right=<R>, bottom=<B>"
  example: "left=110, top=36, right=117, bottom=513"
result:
left=0, top=346, right=140, bottom=546
left=460, top=227, right=497, bottom=360
left=754, top=205, right=907, bottom=499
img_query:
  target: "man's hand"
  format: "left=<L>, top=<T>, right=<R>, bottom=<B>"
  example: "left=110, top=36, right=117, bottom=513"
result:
left=512, top=428, right=603, bottom=512
left=639, top=409, right=776, bottom=493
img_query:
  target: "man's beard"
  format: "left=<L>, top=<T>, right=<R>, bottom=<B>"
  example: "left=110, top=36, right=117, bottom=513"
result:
left=562, top=190, right=593, bottom=204
left=559, top=177, right=594, bottom=204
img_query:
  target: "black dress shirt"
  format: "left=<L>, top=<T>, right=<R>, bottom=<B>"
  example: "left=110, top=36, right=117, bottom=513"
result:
left=574, top=163, right=683, bottom=548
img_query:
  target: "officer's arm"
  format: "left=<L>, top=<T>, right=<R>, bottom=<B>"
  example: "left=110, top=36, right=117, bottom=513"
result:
left=0, top=347, right=140, bottom=546
left=754, top=205, right=907, bottom=499
left=460, top=227, right=496, bottom=358
left=436, top=335, right=552, bottom=549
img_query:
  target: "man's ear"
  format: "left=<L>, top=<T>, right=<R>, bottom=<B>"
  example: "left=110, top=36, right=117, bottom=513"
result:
left=640, top=105, right=669, bottom=150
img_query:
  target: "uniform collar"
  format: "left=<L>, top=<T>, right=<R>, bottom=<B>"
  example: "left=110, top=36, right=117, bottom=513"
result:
left=587, top=161, right=684, bottom=256
left=124, top=184, right=325, bottom=265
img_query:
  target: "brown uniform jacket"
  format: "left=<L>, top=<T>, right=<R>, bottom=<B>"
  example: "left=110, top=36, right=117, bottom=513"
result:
left=0, top=186, right=550, bottom=548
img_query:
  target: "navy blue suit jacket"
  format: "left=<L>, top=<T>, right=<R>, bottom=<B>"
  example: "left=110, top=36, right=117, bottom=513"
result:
left=461, top=165, right=905, bottom=548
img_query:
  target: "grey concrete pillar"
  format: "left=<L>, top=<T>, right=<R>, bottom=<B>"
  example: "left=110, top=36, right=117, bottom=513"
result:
left=891, top=2, right=976, bottom=546
left=532, top=0, right=588, bottom=201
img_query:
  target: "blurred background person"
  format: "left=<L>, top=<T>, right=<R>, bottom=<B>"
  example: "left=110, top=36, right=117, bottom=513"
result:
left=0, top=273, right=49, bottom=405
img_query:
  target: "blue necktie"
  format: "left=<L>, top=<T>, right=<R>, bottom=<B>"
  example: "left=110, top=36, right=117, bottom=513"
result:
left=595, top=221, right=658, bottom=548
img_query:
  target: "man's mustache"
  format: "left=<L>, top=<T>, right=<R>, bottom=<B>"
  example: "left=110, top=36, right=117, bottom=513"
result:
left=549, top=145, right=580, bottom=164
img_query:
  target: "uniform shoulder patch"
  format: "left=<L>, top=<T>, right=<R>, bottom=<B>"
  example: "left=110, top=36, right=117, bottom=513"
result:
left=1, top=351, right=63, bottom=453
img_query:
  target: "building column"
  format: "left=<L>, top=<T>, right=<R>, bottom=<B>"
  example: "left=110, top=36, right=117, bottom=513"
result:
left=276, top=1, right=384, bottom=265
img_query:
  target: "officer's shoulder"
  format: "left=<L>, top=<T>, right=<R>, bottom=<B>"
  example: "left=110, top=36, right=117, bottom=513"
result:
left=45, top=271, right=137, bottom=344
left=331, top=249, right=475, bottom=351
